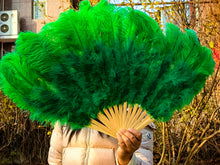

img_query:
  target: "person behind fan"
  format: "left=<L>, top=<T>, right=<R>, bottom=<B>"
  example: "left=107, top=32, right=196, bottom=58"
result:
left=48, top=122, right=155, bottom=165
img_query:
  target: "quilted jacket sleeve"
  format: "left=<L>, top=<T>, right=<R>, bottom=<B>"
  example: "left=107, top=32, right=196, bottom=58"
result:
left=48, top=122, right=63, bottom=165
left=116, top=125, right=155, bottom=165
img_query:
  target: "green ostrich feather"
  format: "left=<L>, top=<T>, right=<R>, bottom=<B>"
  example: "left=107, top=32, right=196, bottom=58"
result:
left=0, top=0, right=215, bottom=129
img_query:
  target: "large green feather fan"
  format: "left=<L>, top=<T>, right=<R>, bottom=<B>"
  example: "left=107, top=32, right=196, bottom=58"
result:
left=0, top=0, right=215, bottom=133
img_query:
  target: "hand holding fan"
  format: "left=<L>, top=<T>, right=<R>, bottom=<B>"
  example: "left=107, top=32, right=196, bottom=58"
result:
left=0, top=0, right=215, bottom=138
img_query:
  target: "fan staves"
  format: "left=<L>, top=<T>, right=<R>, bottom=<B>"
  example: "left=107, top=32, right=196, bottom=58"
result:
left=89, top=102, right=154, bottom=138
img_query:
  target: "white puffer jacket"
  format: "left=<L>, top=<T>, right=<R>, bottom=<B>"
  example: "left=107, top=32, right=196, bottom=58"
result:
left=48, top=122, right=155, bottom=165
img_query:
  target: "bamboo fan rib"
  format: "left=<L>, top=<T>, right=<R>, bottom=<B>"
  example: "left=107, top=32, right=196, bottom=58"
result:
left=89, top=102, right=154, bottom=138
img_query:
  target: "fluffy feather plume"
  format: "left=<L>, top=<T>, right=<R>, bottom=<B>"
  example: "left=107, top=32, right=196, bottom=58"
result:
left=0, top=0, right=215, bottom=130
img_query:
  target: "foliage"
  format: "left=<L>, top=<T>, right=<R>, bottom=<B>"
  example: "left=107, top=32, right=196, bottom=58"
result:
left=0, top=90, right=51, bottom=164
left=153, top=70, right=220, bottom=164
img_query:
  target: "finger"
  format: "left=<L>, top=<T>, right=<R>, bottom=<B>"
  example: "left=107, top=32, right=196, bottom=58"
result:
left=120, top=129, right=139, bottom=146
left=120, top=132, right=136, bottom=149
left=116, top=133, right=126, bottom=149
left=128, top=128, right=142, bottom=141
